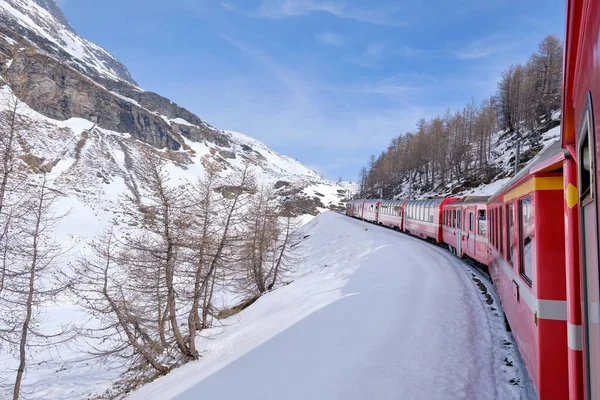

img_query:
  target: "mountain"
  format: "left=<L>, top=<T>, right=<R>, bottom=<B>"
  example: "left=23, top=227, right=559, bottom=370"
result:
left=0, top=0, right=135, bottom=83
left=0, top=0, right=354, bottom=218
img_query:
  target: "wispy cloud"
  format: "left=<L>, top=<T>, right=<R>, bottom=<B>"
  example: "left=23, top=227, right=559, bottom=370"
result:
left=316, top=31, right=345, bottom=46
left=349, top=74, right=431, bottom=100
left=222, top=0, right=405, bottom=26
left=351, top=42, right=386, bottom=69
left=454, top=36, right=506, bottom=60
left=400, top=44, right=421, bottom=57
left=366, top=43, right=385, bottom=57
left=221, top=35, right=314, bottom=109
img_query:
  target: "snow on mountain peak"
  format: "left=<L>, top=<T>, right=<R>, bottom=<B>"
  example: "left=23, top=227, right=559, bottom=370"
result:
left=0, top=0, right=137, bottom=84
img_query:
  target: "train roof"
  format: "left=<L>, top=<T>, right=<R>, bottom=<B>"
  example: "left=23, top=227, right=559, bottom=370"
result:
left=405, top=197, right=446, bottom=206
left=450, top=196, right=490, bottom=205
left=380, top=199, right=407, bottom=206
left=489, top=140, right=565, bottom=202
left=348, top=198, right=408, bottom=205
left=561, top=0, right=580, bottom=149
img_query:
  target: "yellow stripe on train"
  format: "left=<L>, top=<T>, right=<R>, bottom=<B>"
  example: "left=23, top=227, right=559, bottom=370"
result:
left=503, top=176, right=563, bottom=202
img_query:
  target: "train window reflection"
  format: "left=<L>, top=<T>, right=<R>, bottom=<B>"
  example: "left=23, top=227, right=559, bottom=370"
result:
left=507, top=203, right=514, bottom=265
left=519, top=197, right=533, bottom=284
left=499, top=208, right=504, bottom=256
left=478, top=210, right=487, bottom=235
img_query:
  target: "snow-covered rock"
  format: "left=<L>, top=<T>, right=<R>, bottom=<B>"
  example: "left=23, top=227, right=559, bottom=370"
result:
left=0, top=0, right=136, bottom=84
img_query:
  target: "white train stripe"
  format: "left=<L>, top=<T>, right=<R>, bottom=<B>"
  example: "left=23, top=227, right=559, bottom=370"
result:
left=493, top=251, right=568, bottom=321
left=442, top=227, right=488, bottom=243
left=567, top=323, right=583, bottom=351
left=406, top=220, right=439, bottom=228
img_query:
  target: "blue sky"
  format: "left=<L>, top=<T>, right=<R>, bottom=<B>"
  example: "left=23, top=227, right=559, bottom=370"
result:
left=59, top=0, right=565, bottom=181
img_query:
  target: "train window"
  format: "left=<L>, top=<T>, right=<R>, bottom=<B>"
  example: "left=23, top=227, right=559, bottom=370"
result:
left=506, top=203, right=514, bottom=264
left=519, top=197, right=533, bottom=285
left=469, top=212, right=474, bottom=231
left=499, top=208, right=504, bottom=256
left=577, top=96, right=600, bottom=396
left=478, top=210, right=487, bottom=235
left=495, top=208, right=499, bottom=249
left=490, top=210, right=494, bottom=247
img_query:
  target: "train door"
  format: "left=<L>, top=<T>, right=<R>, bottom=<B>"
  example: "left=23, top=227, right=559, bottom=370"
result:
left=468, top=209, right=476, bottom=256
left=578, top=97, right=600, bottom=400
left=456, top=207, right=462, bottom=255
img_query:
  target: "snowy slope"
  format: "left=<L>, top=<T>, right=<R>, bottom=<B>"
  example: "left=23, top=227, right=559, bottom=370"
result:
left=125, top=212, right=536, bottom=400
left=0, top=84, right=351, bottom=225
left=0, top=0, right=136, bottom=83
left=0, top=66, right=357, bottom=400
left=0, top=2, right=357, bottom=397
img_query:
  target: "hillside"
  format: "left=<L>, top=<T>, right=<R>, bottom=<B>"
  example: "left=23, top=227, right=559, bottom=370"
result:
left=0, top=1, right=355, bottom=399
left=359, top=35, right=563, bottom=200
left=0, top=0, right=353, bottom=215
left=125, top=212, right=535, bottom=400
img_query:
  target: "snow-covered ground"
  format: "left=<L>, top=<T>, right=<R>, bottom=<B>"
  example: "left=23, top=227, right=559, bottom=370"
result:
left=0, top=84, right=354, bottom=399
left=126, top=212, right=535, bottom=400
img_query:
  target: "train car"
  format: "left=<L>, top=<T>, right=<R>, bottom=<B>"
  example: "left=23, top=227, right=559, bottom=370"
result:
left=403, top=198, right=459, bottom=243
left=487, top=140, right=568, bottom=399
left=345, top=199, right=364, bottom=218
left=361, top=199, right=381, bottom=223
left=562, top=0, right=600, bottom=398
left=377, top=199, right=407, bottom=230
left=442, top=196, right=490, bottom=265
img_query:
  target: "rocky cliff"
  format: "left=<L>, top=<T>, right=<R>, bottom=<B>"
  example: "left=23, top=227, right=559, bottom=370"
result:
left=0, top=0, right=354, bottom=217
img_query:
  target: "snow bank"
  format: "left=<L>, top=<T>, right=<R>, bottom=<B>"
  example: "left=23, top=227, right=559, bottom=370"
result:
left=126, top=212, right=535, bottom=400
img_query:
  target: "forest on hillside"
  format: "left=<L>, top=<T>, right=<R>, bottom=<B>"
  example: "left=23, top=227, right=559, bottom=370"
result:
left=358, top=35, right=563, bottom=199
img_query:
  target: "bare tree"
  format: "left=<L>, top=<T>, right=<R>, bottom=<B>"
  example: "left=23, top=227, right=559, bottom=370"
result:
left=240, top=185, right=280, bottom=295
left=74, top=229, right=170, bottom=376
left=8, top=175, right=68, bottom=400
left=361, top=35, right=563, bottom=197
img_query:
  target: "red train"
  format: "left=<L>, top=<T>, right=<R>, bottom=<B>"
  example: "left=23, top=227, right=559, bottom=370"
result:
left=346, top=1, right=600, bottom=397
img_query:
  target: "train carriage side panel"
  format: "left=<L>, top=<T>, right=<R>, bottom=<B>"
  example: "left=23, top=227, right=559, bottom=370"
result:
left=488, top=163, right=568, bottom=400
left=562, top=0, right=600, bottom=398
left=533, top=183, right=569, bottom=400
